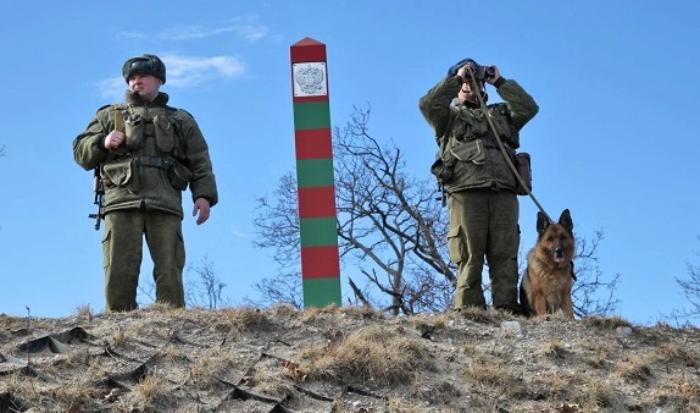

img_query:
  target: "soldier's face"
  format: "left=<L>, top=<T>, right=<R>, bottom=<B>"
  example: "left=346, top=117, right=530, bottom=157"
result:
left=128, top=74, right=162, bottom=101
left=458, top=79, right=478, bottom=104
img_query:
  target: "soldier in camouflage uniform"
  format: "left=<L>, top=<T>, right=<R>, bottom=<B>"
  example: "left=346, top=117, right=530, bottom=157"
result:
left=419, top=58, right=538, bottom=313
left=73, top=54, right=219, bottom=312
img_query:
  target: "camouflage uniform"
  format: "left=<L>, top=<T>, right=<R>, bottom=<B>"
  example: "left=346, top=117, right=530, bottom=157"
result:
left=73, top=92, right=218, bottom=311
left=420, top=74, right=538, bottom=312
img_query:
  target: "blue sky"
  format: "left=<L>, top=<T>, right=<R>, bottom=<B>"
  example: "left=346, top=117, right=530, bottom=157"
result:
left=0, top=1, right=698, bottom=325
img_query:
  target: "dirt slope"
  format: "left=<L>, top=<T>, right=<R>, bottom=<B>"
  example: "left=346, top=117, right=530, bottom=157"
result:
left=1, top=305, right=698, bottom=412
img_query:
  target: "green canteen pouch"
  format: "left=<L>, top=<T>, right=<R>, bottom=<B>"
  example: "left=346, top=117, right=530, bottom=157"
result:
left=154, top=114, right=175, bottom=153
left=449, top=139, right=486, bottom=165
left=168, top=162, right=193, bottom=191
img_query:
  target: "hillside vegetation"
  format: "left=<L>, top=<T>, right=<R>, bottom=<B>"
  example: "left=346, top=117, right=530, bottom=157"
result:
left=1, top=305, right=698, bottom=412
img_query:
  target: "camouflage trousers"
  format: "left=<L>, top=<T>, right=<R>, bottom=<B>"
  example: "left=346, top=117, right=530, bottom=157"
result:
left=447, top=190, right=520, bottom=312
left=102, top=210, right=185, bottom=312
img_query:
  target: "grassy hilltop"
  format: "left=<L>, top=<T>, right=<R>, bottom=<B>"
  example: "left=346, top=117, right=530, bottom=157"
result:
left=1, top=305, right=699, bottom=412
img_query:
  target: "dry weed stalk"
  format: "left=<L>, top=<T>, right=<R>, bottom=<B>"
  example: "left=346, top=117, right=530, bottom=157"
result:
left=74, top=304, right=93, bottom=322
left=132, top=372, right=168, bottom=407
left=110, top=326, right=128, bottom=347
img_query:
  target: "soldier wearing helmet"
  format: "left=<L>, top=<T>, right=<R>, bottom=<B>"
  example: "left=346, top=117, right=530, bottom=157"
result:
left=419, top=58, right=538, bottom=314
left=73, top=54, right=219, bottom=312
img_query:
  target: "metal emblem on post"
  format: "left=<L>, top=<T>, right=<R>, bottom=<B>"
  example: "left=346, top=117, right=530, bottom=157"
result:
left=293, top=62, right=328, bottom=97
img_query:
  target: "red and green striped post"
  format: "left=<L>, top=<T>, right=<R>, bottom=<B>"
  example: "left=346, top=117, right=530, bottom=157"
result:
left=290, top=37, right=341, bottom=307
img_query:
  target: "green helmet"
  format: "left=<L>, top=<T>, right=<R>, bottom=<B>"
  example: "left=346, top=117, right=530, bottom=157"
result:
left=122, top=54, right=166, bottom=84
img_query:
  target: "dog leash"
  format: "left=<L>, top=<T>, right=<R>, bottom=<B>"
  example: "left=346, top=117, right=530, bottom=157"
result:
left=465, top=67, right=554, bottom=224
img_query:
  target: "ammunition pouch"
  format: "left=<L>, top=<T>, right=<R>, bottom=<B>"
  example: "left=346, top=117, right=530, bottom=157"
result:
left=167, top=162, right=193, bottom=191
left=154, top=114, right=175, bottom=153
left=449, top=139, right=486, bottom=165
left=124, top=114, right=145, bottom=151
left=101, top=158, right=134, bottom=188
left=431, top=155, right=456, bottom=185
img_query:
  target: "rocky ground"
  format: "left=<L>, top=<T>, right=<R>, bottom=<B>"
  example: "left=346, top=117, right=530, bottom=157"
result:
left=1, top=305, right=699, bottom=413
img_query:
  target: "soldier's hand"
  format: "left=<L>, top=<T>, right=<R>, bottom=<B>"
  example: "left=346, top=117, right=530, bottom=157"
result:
left=486, top=65, right=502, bottom=85
left=456, top=64, right=469, bottom=80
left=193, top=197, right=211, bottom=225
left=104, top=131, right=125, bottom=150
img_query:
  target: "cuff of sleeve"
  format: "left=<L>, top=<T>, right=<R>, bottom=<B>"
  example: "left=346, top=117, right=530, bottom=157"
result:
left=194, top=194, right=218, bottom=208
left=494, top=77, right=506, bottom=88
left=96, top=135, right=109, bottom=152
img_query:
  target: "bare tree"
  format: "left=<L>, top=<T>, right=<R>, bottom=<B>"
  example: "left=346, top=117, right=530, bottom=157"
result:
left=251, top=174, right=304, bottom=309
left=253, top=107, right=618, bottom=316
left=570, top=231, right=620, bottom=317
left=333, top=108, right=454, bottom=314
left=671, top=237, right=700, bottom=322
left=253, top=107, right=453, bottom=314
left=186, top=256, right=227, bottom=309
left=137, top=256, right=228, bottom=309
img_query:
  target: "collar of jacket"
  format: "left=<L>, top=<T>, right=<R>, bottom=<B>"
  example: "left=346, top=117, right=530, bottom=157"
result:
left=451, top=97, right=480, bottom=110
left=125, top=91, right=170, bottom=106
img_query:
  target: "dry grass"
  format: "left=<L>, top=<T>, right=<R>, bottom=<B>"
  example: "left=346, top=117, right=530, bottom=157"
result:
left=463, top=351, right=527, bottom=399
left=572, top=379, right=622, bottom=410
left=529, top=372, right=584, bottom=402
left=648, top=374, right=700, bottom=410
left=410, top=313, right=449, bottom=338
left=300, top=325, right=433, bottom=386
left=2, top=372, right=39, bottom=403
left=249, top=359, right=295, bottom=397
left=188, top=346, right=235, bottom=388
left=300, top=304, right=342, bottom=322
left=110, top=326, right=128, bottom=347
left=411, top=376, right=461, bottom=406
left=131, top=372, right=168, bottom=408
left=653, top=342, right=697, bottom=367
left=616, top=355, right=653, bottom=383
left=583, top=315, right=632, bottom=330
left=216, top=307, right=271, bottom=333
left=159, top=344, right=189, bottom=364
left=455, top=306, right=498, bottom=324
left=542, top=340, right=569, bottom=360
left=1, top=307, right=699, bottom=412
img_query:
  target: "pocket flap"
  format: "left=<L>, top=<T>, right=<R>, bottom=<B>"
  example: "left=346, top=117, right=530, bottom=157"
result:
left=102, top=158, right=133, bottom=187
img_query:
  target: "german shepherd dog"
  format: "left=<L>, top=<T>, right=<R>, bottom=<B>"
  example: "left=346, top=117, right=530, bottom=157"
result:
left=519, top=209, right=575, bottom=319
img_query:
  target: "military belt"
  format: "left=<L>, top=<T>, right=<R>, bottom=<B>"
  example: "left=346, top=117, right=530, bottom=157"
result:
left=134, top=155, right=172, bottom=169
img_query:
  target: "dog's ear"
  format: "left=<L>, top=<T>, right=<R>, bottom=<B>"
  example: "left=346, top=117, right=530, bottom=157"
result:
left=559, top=209, right=574, bottom=235
left=536, top=212, right=550, bottom=235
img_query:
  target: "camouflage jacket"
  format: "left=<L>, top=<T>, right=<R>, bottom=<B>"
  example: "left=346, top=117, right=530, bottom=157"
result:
left=73, top=92, right=218, bottom=218
left=419, top=75, right=538, bottom=193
